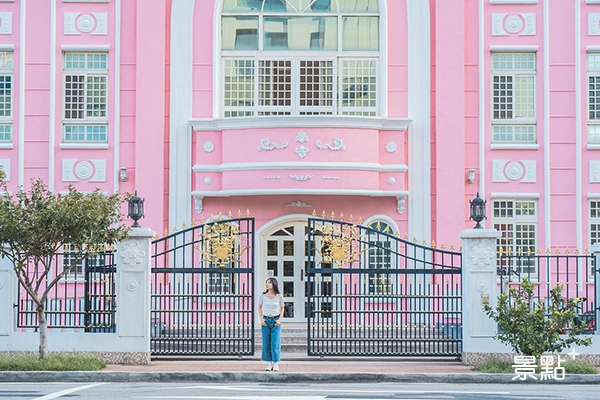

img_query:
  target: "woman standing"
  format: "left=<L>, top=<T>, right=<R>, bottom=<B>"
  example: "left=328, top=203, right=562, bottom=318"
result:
left=258, top=277, right=285, bottom=371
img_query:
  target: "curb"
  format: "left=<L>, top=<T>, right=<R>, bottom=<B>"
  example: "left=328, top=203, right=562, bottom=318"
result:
left=0, top=371, right=599, bottom=384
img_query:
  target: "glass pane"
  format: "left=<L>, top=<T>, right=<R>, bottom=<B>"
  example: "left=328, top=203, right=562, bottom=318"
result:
left=589, top=53, right=600, bottom=72
left=267, top=240, right=278, bottom=255
left=0, top=52, right=13, bottom=70
left=222, top=0, right=263, bottom=12
left=267, top=260, right=278, bottom=276
left=284, top=261, right=294, bottom=276
left=343, top=17, right=379, bottom=51
left=222, top=17, right=259, bottom=50
left=284, top=240, right=294, bottom=256
left=284, top=282, right=294, bottom=296
left=284, top=302, right=294, bottom=317
left=263, top=0, right=288, bottom=12
left=264, top=17, right=337, bottom=51
left=305, top=0, right=333, bottom=12
left=338, top=0, right=378, bottom=13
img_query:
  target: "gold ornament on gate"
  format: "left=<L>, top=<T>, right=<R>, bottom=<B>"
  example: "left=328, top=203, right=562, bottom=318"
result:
left=316, top=223, right=369, bottom=267
left=195, top=221, right=248, bottom=267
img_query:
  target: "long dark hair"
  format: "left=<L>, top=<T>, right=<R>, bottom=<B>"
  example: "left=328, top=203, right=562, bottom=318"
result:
left=263, top=277, right=280, bottom=295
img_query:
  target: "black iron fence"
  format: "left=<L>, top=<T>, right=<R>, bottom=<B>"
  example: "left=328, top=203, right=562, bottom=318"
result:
left=499, top=250, right=596, bottom=333
left=16, top=250, right=116, bottom=332
left=151, top=217, right=255, bottom=356
left=306, top=218, right=462, bottom=357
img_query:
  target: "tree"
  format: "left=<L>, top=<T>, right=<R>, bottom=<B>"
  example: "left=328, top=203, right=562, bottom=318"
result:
left=483, top=278, right=592, bottom=359
left=0, top=179, right=129, bottom=358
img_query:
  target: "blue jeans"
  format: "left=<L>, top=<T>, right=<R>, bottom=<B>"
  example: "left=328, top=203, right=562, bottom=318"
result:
left=261, top=316, right=281, bottom=363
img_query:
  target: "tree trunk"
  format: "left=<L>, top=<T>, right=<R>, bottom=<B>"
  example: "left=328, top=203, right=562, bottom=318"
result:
left=37, top=305, right=48, bottom=359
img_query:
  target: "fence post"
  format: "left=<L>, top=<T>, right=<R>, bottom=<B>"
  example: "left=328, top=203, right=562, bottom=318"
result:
left=460, top=228, right=502, bottom=364
left=0, top=245, right=13, bottom=336
left=117, top=227, right=153, bottom=341
left=592, top=243, right=600, bottom=336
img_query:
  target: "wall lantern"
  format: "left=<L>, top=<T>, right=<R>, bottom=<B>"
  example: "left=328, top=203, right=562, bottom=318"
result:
left=469, top=192, right=486, bottom=229
left=128, top=190, right=145, bottom=227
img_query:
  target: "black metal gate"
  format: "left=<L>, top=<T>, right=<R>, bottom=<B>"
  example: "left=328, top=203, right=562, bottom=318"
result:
left=150, top=216, right=255, bottom=356
left=306, top=218, right=462, bottom=357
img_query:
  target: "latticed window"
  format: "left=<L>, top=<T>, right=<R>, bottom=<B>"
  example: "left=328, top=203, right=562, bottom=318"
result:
left=491, top=53, right=536, bottom=143
left=590, top=201, right=600, bottom=245
left=0, top=51, right=13, bottom=142
left=493, top=200, right=538, bottom=278
left=588, top=53, right=600, bottom=143
left=221, top=0, right=379, bottom=117
left=63, top=52, right=108, bottom=142
left=366, top=221, right=393, bottom=294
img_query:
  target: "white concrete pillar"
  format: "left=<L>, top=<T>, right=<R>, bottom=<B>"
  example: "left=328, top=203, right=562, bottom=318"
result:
left=460, top=228, right=504, bottom=362
left=592, top=243, right=600, bottom=336
left=0, top=246, right=13, bottom=336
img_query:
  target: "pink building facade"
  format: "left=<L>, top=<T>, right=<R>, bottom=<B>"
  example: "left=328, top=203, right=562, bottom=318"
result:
left=1, top=0, right=600, bottom=320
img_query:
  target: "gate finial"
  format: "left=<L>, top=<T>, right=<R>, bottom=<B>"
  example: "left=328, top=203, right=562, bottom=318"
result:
left=312, top=209, right=317, bottom=216
left=246, top=208, right=251, bottom=217
left=238, top=209, right=242, bottom=217
left=340, top=212, right=344, bottom=221
left=322, top=210, right=326, bottom=218
left=349, top=214, right=354, bottom=223
left=228, top=210, right=233, bottom=218
left=358, top=216, right=363, bottom=225
left=330, top=211, right=336, bottom=220
left=200, top=215, right=206, bottom=224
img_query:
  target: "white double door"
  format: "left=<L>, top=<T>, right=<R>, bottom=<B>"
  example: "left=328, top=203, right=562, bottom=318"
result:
left=264, top=222, right=309, bottom=322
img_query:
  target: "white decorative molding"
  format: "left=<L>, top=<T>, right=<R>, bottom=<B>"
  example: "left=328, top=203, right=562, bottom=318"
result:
left=316, top=138, right=346, bottom=152
left=520, top=14, right=536, bottom=36
left=263, top=176, right=281, bottom=180
left=193, top=162, right=408, bottom=173
left=119, top=241, right=146, bottom=267
left=490, top=143, right=539, bottom=150
left=60, top=143, right=109, bottom=150
left=591, top=161, right=600, bottom=183
left=62, top=159, right=78, bottom=182
left=62, top=0, right=110, bottom=3
left=295, top=145, right=309, bottom=159
left=494, top=13, right=536, bottom=37
left=65, top=12, right=108, bottom=35
left=290, top=174, right=313, bottom=182
left=75, top=161, right=94, bottom=180
left=127, top=280, right=139, bottom=292
left=258, top=138, right=288, bottom=151
left=0, top=45, right=13, bottom=51
left=194, top=197, right=203, bottom=214
left=295, top=131, right=309, bottom=143
left=505, top=15, right=523, bottom=34
left=470, top=241, right=496, bottom=269
left=492, top=13, right=508, bottom=36
left=492, top=160, right=509, bottom=182
left=493, top=160, right=536, bottom=182
left=505, top=161, right=524, bottom=181
left=0, top=12, right=12, bottom=35
left=386, top=141, right=397, bottom=153
left=190, top=116, right=412, bottom=131
left=193, top=188, right=409, bottom=199
left=521, top=160, right=536, bottom=182
left=489, top=45, right=539, bottom=52
left=61, top=45, right=111, bottom=51
left=321, top=176, right=339, bottom=180
left=285, top=201, right=312, bottom=208
left=204, top=177, right=212, bottom=185
left=203, top=141, right=215, bottom=153
left=90, top=159, right=106, bottom=182
left=491, top=192, right=539, bottom=199
left=396, top=196, right=406, bottom=215
left=590, top=14, right=600, bottom=36
left=587, top=0, right=600, bottom=4
left=388, top=177, right=396, bottom=185
left=0, top=159, right=10, bottom=182
left=489, top=0, right=538, bottom=3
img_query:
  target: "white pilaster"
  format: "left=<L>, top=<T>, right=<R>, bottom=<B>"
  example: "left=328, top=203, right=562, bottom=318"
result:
left=0, top=246, right=13, bottom=336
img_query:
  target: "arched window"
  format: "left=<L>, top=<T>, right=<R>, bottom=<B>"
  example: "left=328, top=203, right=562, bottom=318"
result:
left=220, top=0, right=380, bottom=117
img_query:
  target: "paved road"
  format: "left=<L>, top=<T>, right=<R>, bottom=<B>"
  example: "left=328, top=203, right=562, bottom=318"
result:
left=0, top=382, right=596, bottom=400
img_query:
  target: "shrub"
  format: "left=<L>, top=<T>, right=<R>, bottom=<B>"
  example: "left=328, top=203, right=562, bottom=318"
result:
left=472, top=358, right=513, bottom=374
left=0, top=354, right=106, bottom=371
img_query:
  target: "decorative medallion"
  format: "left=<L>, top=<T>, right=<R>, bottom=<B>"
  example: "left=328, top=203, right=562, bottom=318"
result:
left=492, top=13, right=536, bottom=36
left=316, top=223, right=369, bottom=268
left=127, top=280, right=139, bottom=292
left=386, top=141, right=397, bottom=153
left=295, top=131, right=309, bottom=143
left=504, top=15, right=523, bottom=34
left=388, top=177, right=396, bottom=185
left=295, top=145, right=309, bottom=159
left=290, top=174, right=313, bottom=181
left=204, top=177, right=212, bottom=185
left=258, top=138, right=288, bottom=151
left=203, top=141, right=215, bottom=153
left=120, top=240, right=146, bottom=267
left=493, top=160, right=536, bottom=183
left=285, top=201, right=313, bottom=208
left=316, top=138, right=346, bottom=152
left=75, top=161, right=94, bottom=180
left=76, top=14, right=95, bottom=33
left=477, top=281, right=488, bottom=293
left=65, top=12, right=107, bottom=35
left=196, top=221, right=248, bottom=268
left=505, top=161, right=525, bottom=181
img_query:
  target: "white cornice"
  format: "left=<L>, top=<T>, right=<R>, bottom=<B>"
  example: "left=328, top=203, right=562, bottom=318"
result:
left=587, top=46, right=600, bottom=52
left=190, top=116, right=412, bottom=131
left=491, top=192, right=540, bottom=199
left=489, top=0, right=538, bottom=4
left=587, top=193, right=600, bottom=199
left=61, top=45, right=111, bottom=52
left=489, top=45, right=539, bottom=53
left=0, top=45, right=14, bottom=51
left=192, top=189, right=409, bottom=198
left=490, top=143, right=540, bottom=150
left=192, top=162, right=408, bottom=173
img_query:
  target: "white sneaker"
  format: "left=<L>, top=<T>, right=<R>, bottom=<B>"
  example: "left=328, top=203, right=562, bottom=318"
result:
left=272, top=363, right=279, bottom=372
left=264, top=362, right=272, bottom=371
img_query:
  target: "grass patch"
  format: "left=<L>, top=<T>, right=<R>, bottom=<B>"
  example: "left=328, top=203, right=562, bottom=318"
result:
left=0, top=354, right=106, bottom=371
left=472, top=357, right=598, bottom=375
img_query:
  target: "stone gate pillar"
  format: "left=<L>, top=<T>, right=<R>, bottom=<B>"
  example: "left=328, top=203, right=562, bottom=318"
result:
left=592, top=243, right=600, bottom=337
left=460, top=228, right=503, bottom=364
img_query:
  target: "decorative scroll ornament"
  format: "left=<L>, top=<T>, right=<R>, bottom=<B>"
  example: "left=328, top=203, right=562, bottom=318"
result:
left=316, top=138, right=346, bottom=152
left=286, top=201, right=313, bottom=208
left=290, top=174, right=313, bottom=181
left=196, top=222, right=248, bottom=268
left=258, top=138, right=288, bottom=151
left=470, top=241, right=495, bottom=269
left=295, top=145, right=309, bottom=159
left=295, top=131, right=309, bottom=143
left=316, top=224, right=369, bottom=268
left=120, top=241, right=146, bottom=267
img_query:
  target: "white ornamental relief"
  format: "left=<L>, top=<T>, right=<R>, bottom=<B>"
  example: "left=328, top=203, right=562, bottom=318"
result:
left=470, top=241, right=495, bottom=269
left=290, top=174, right=313, bottom=182
left=194, top=197, right=203, bottom=214
left=477, top=281, right=488, bottom=293
left=127, top=280, right=140, bottom=292
left=295, top=145, right=309, bottom=159
left=492, top=160, right=536, bottom=183
left=591, top=161, right=600, bottom=183
left=0, top=159, right=10, bottom=182
left=285, top=201, right=313, bottom=208
left=295, top=131, right=309, bottom=143
left=120, top=241, right=146, bottom=267
left=321, top=176, right=339, bottom=180
left=75, top=161, right=94, bottom=180
left=0, top=12, right=12, bottom=35
left=388, top=177, right=396, bottom=185
left=492, top=160, right=509, bottom=182
left=258, top=138, right=288, bottom=151
left=505, top=161, right=524, bottom=181
left=204, top=177, right=212, bottom=185
left=263, top=176, right=282, bottom=180
left=396, top=196, right=406, bottom=215
left=590, top=14, right=600, bottom=36
left=386, top=141, right=397, bottom=153
left=203, top=141, right=215, bottom=153
left=492, top=13, right=535, bottom=36
left=90, top=159, right=107, bottom=182
left=63, top=159, right=78, bottom=182
left=316, top=138, right=346, bottom=152
left=65, top=12, right=108, bottom=35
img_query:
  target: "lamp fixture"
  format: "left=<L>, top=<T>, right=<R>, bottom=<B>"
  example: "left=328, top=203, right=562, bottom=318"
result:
left=467, top=168, right=476, bottom=184
left=119, top=167, right=127, bottom=182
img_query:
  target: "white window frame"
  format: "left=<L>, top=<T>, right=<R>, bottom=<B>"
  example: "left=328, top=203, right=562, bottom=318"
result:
left=219, top=1, right=381, bottom=118
left=491, top=52, right=537, bottom=144
left=589, top=200, right=600, bottom=279
left=587, top=53, right=600, bottom=144
left=0, top=51, right=13, bottom=143
left=492, top=199, right=538, bottom=279
left=364, top=221, right=395, bottom=296
left=62, top=52, right=109, bottom=143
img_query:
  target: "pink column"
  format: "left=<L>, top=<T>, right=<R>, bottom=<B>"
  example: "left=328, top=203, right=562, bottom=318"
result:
left=434, top=0, right=466, bottom=244
left=135, top=0, right=166, bottom=231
